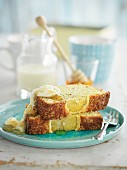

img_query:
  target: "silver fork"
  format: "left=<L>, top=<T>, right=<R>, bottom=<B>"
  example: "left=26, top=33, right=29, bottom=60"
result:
left=92, top=111, right=119, bottom=140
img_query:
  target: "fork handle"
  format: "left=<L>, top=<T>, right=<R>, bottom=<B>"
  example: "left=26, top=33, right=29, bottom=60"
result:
left=92, top=123, right=109, bottom=140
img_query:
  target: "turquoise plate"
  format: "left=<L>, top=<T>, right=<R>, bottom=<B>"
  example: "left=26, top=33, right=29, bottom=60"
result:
left=0, top=99, right=125, bottom=148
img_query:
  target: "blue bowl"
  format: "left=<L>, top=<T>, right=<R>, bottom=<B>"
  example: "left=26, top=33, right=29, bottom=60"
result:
left=69, top=36, right=115, bottom=83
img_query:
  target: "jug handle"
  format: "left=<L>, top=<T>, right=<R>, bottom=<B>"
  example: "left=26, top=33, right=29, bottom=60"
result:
left=0, top=47, right=14, bottom=71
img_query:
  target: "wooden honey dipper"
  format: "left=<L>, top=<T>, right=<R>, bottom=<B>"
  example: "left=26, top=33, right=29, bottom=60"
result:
left=36, top=16, right=90, bottom=84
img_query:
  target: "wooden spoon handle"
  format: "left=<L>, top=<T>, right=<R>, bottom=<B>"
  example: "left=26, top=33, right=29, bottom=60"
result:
left=36, top=16, right=75, bottom=72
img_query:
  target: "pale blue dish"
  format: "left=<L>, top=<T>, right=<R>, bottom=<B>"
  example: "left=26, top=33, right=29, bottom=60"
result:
left=69, top=36, right=115, bottom=83
left=0, top=98, right=125, bottom=148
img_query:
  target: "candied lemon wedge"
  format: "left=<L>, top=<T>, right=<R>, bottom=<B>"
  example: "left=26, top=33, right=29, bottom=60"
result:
left=30, top=85, right=62, bottom=106
left=66, top=97, right=89, bottom=113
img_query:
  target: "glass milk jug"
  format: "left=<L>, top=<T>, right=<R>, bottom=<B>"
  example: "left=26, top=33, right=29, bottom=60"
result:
left=16, top=34, right=57, bottom=98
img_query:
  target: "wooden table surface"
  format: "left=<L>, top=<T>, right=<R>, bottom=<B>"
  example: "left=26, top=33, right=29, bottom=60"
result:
left=0, top=38, right=127, bottom=170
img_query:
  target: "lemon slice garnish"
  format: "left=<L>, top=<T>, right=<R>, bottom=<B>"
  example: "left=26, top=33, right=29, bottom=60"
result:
left=30, top=85, right=61, bottom=106
left=66, top=97, right=89, bottom=113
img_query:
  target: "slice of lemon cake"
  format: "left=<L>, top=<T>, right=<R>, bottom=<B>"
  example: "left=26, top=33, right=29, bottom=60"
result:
left=31, top=84, right=110, bottom=120
left=25, top=111, right=103, bottom=134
